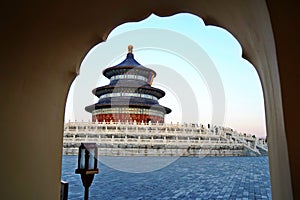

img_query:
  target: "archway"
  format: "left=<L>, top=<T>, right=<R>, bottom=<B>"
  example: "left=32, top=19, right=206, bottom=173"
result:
left=63, top=12, right=272, bottom=199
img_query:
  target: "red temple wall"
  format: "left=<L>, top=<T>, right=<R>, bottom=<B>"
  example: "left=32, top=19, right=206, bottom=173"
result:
left=92, top=113, right=164, bottom=123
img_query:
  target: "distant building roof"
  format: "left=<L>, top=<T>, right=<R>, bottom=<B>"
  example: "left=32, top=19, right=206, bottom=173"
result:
left=115, top=53, right=143, bottom=67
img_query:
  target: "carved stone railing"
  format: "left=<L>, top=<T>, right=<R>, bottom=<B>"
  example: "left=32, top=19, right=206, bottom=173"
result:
left=63, top=121, right=267, bottom=155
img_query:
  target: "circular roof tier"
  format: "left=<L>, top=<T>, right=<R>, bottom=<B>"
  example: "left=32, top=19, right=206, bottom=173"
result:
left=92, top=85, right=166, bottom=99
left=85, top=101, right=172, bottom=114
left=103, top=64, right=156, bottom=79
left=97, top=96, right=158, bottom=105
left=109, top=79, right=150, bottom=87
left=103, top=46, right=156, bottom=79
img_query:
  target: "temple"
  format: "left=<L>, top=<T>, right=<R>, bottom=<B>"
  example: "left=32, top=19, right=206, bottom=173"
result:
left=85, top=45, right=172, bottom=123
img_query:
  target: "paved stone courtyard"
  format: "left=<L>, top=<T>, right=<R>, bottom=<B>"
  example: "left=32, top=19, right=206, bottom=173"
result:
left=61, top=156, right=271, bottom=199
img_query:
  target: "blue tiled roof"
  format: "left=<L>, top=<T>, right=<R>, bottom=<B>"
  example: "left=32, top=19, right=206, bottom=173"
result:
left=115, top=53, right=142, bottom=67
left=98, top=97, right=158, bottom=105
left=109, top=79, right=150, bottom=87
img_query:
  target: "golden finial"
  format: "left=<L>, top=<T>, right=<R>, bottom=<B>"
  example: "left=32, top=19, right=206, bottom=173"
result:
left=128, top=45, right=133, bottom=53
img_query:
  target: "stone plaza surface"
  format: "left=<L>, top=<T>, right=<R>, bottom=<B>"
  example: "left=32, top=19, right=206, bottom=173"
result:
left=61, top=156, right=271, bottom=199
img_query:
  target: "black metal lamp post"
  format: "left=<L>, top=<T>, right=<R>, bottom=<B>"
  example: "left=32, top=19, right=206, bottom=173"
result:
left=75, top=143, right=99, bottom=200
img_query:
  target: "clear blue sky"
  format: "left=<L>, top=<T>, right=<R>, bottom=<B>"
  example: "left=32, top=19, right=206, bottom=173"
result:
left=65, top=13, right=266, bottom=138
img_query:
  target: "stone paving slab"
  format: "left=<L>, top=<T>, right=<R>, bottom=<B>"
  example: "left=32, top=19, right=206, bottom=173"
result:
left=62, top=156, right=271, bottom=199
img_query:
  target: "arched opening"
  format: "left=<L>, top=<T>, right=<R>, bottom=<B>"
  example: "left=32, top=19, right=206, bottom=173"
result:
left=62, top=13, right=270, bottom=197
